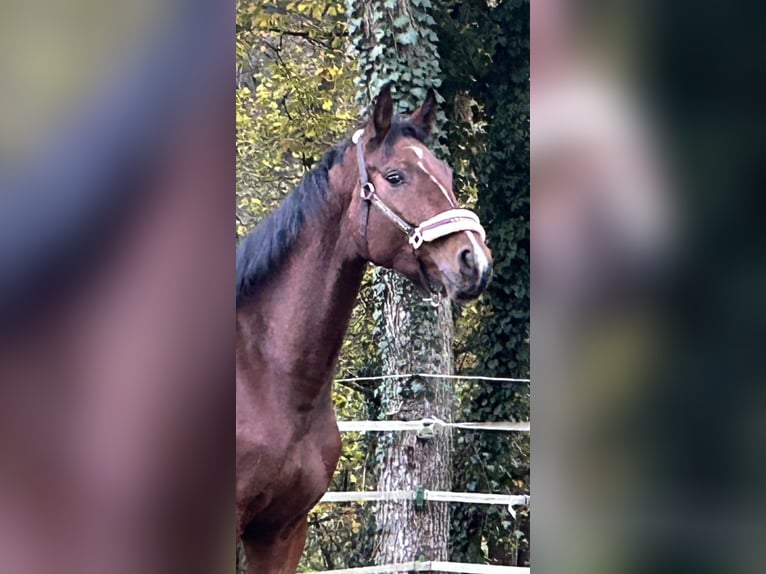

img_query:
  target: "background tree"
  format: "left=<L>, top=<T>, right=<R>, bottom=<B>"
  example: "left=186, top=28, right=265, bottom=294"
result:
left=347, top=0, right=456, bottom=567
left=435, top=0, right=531, bottom=565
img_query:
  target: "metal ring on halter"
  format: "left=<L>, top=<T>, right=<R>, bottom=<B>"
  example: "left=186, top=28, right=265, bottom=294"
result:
left=408, top=229, right=424, bottom=249
left=361, top=182, right=375, bottom=201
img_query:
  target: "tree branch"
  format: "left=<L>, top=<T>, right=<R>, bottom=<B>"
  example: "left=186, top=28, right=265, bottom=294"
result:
left=266, top=27, right=331, bottom=49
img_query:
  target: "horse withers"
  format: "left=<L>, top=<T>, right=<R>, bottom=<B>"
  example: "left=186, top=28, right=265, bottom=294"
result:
left=235, top=85, right=492, bottom=573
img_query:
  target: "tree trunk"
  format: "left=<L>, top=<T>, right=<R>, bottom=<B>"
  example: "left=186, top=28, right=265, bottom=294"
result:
left=349, top=0, right=453, bottom=567
left=374, top=272, right=454, bottom=568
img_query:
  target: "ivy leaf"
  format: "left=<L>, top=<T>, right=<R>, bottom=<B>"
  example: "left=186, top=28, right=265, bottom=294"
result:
left=392, top=15, right=410, bottom=28
left=396, top=29, right=418, bottom=45
left=370, top=44, right=384, bottom=59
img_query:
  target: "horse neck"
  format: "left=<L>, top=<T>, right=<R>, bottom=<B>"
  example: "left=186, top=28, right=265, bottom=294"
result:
left=238, top=171, right=365, bottom=397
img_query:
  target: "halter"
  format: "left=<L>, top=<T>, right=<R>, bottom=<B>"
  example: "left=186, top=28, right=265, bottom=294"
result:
left=353, top=129, right=486, bottom=259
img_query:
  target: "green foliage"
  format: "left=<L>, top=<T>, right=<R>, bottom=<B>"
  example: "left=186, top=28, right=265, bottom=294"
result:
left=346, top=0, right=444, bottom=124
left=236, top=0, right=356, bottom=235
left=435, top=0, right=531, bottom=566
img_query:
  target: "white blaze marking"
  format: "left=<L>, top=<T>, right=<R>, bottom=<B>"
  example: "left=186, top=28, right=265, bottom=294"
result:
left=405, top=145, right=424, bottom=159
left=418, top=161, right=455, bottom=207
left=405, top=146, right=455, bottom=206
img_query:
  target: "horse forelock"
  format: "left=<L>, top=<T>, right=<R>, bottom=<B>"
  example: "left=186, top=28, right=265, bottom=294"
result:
left=380, top=119, right=429, bottom=152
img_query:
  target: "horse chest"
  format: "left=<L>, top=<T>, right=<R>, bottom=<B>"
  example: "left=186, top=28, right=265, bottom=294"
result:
left=236, top=384, right=341, bottom=534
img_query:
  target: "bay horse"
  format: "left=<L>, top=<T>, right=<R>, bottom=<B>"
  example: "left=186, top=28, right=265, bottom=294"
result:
left=236, top=85, right=493, bottom=573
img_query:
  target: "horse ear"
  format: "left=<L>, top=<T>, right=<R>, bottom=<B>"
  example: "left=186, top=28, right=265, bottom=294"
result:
left=371, top=84, right=393, bottom=142
left=411, top=88, right=438, bottom=135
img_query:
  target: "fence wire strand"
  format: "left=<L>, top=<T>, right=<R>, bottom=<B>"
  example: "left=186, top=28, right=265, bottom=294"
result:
left=334, top=373, right=530, bottom=384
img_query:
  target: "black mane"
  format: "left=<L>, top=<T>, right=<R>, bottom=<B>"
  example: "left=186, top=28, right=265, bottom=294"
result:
left=235, top=119, right=427, bottom=308
left=236, top=143, right=346, bottom=307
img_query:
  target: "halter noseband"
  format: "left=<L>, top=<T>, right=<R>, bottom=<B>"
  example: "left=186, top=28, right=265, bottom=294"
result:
left=353, top=129, right=486, bottom=257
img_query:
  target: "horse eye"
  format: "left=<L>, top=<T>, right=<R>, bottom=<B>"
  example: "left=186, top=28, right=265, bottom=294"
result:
left=385, top=171, right=404, bottom=186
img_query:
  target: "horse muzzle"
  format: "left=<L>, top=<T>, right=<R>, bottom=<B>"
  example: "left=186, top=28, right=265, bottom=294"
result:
left=425, top=234, right=492, bottom=302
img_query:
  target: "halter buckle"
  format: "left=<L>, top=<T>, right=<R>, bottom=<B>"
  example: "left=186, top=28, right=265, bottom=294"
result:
left=361, top=182, right=375, bottom=201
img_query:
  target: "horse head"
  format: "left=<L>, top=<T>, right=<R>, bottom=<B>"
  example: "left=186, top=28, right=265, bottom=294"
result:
left=346, top=85, right=493, bottom=302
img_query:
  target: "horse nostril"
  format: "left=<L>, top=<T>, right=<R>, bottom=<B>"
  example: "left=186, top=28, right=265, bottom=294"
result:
left=459, top=248, right=476, bottom=273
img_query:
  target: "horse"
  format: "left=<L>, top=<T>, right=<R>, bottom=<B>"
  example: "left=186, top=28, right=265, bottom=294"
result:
left=0, top=3, right=233, bottom=573
left=235, top=85, right=493, bottom=573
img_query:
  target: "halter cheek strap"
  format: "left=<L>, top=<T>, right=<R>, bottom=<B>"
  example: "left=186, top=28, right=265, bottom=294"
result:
left=355, top=131, right=373, bottom=260
left=353, top=129, right=487, bottom=254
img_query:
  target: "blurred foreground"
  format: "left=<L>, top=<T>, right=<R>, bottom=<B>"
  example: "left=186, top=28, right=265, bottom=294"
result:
left=532, top=1, right=766, bottom=573
left=0, top=2, right=234, bottom=573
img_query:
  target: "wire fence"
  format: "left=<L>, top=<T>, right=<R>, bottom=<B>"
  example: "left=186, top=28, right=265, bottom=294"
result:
left=337, top=417, right=529, bottom=433
left=309, top=562, right=529, bottom=574
left=334, top=373, right=530, bottom=384
left=309, top=372, right=530, bottom=574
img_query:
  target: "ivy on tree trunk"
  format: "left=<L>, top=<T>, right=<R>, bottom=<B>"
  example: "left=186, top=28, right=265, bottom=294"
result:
left=348, top=0, right=455, bottom=568
left=375, top=273, right=453, bottom=565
